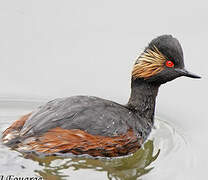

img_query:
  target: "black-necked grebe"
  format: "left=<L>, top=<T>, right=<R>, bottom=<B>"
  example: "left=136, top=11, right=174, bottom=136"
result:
left=2, top=35, right=200, bottom=157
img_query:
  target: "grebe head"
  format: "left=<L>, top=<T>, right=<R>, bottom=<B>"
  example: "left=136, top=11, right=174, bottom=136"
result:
left=132, top=35, right=201, bottom=84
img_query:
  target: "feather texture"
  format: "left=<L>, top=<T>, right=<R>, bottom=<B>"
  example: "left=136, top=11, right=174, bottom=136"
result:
left=132, top=46, right=166, bottom=79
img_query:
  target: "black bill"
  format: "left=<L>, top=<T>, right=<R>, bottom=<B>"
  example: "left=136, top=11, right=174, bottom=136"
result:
left=175, top=68, right=201, bottom=79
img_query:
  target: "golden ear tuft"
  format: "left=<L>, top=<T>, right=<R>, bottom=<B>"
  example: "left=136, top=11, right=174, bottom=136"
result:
left=132, top=46, right=167, bottom=79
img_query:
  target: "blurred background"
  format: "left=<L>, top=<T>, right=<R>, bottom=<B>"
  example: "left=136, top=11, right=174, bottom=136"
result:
left=0, top=0, right=207, bottom=180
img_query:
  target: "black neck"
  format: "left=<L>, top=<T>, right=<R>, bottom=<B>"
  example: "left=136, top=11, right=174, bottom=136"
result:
left=127, top=78, right=160, bottom=123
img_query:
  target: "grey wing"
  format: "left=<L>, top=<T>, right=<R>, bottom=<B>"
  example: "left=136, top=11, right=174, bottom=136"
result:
left=20, top=96, right=132, bottom=137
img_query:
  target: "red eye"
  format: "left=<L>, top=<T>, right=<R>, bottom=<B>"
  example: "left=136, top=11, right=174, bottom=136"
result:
left=166, top=60, right=174, bottom=68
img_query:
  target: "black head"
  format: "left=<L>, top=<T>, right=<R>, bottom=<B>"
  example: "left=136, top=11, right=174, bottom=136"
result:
left=132, top=35, right=201, bottom=84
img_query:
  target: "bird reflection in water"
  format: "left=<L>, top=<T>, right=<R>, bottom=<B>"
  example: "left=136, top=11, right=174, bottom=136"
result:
left=22, top=140, right=160, bottom=180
